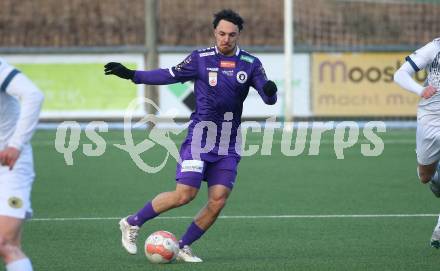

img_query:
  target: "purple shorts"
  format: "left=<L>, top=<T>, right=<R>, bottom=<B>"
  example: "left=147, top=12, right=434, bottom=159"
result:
left=175, top=144, right=240, bottom=190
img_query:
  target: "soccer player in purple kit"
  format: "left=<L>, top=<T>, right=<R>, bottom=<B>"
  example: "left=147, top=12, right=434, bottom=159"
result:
left=105, top=9, right=277, bottom=262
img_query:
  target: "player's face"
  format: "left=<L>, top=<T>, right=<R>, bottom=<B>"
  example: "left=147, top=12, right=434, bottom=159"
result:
left=214, top=20, right=240, bottom=56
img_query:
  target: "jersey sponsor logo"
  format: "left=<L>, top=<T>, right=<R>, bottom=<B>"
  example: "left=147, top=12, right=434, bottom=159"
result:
left=220, top=61, right=236, bottom=69
left=199, top=51, right=215, bottom=57
left=236, top=71, right=248, bottom=83
left=240, top=55, right=255, bottom=63
left=222, top=70, right=234, bottom=77
left=181, top=160, right=204, bottom=173
left=209, top=71, right=218, bottom=86
left=8, top=197, right=23, bottom=209
left=206, top=67, right=219, bottom=72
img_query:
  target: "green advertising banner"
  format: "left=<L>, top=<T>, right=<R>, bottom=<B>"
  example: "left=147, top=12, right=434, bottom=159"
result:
left=6, top=55, right=144, bottom=117
left=16, top=63, right=137, bottom=111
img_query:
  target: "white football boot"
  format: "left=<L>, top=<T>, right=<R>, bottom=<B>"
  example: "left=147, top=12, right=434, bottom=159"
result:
left=176, top=245, right=203, bottom=262
left=119, top=216, right=140, bottom=254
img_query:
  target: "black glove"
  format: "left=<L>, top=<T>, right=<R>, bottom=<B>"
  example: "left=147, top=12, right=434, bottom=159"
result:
left=104, top=62, right=135, bottom=80
left=263, top=80, right=277, bottom=97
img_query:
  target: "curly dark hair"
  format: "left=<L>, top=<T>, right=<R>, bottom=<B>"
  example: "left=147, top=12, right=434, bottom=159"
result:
left=212, top=9, right=244, bottom=31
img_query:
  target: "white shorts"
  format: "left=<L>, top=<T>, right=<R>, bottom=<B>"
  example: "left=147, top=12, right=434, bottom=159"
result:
left=0, top=145, right=35, bottom=219
left=416, top=122, right=440, bottom=165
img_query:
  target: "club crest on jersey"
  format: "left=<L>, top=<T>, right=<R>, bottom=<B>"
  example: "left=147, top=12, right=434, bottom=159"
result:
left=8, top=197, right=23, bottom=209
left=209, top=72, right=218, bottom=86
left=220, top=61, right=236, bottom=69
left=236, top=71, right=248, bottom=83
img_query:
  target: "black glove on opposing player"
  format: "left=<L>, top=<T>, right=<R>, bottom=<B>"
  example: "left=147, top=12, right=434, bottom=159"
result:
left=104, top=62, right=135, bottom=80
left=263, top=80, right=277, bottom=97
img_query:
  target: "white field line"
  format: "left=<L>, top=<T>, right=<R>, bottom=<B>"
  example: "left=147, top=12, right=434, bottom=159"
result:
left=30, top=213, right=438, bottom=222
left=32, top=139, right=416, bottom=146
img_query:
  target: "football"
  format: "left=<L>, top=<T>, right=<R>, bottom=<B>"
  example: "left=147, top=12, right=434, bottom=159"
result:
left=144, top=231, right=179, bottom=264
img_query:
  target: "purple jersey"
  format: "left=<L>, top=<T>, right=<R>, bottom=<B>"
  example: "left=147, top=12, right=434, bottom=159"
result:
left=133, top=46, right=277, bottom=159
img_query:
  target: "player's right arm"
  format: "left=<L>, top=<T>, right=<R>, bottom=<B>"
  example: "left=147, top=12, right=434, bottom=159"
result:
left=394, top=39, right=440, bottom=98
left=104, top=52, right=198, bottom=85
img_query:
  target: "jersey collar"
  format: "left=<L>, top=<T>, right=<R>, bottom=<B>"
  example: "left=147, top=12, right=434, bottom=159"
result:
left=215, top=46, right=241, bottom=57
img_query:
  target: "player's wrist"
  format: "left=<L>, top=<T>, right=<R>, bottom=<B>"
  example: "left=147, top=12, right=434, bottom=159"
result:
left=7, top=142, right=22, bottom=152
left=417, top=87, right=425, bottom=97
left=116, top=66, right=135, bottom=80
left=126, top=69, right=135, bottom=80
left=263, top=80, right=277, bottom=97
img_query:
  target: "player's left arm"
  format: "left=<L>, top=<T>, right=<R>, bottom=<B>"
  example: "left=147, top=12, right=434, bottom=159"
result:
left=251, top=59, right=277, bottom=105
left=105, top=51, right=199, bottom=85
left=1, top=73, right=44, bottom=169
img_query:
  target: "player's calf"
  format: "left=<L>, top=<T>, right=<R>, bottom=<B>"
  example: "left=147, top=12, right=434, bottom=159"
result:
left=207, top=197, right=227, bottom=216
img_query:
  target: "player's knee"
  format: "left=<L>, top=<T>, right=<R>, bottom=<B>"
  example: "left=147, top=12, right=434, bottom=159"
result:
left=418, top=171, right=432, bottom=184
left=176, top=191, right=196, bottom=207
left=208, top=197, right=227, bottom=213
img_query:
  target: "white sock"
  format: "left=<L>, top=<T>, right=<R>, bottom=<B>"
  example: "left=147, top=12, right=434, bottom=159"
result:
left=6, top=258, right=33, bottom=271
left=437, top=215, right=440, bottom=229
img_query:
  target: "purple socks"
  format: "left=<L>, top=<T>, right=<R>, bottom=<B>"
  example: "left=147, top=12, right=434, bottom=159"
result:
left=179, top=221, right=205, bottom=248
left=127, top=201, right=159, bottom=227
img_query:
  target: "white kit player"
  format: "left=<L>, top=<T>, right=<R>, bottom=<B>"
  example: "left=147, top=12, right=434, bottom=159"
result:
left=394, top=38, right=440, bottom=249
left=0, top=58, right=44, bottom=271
